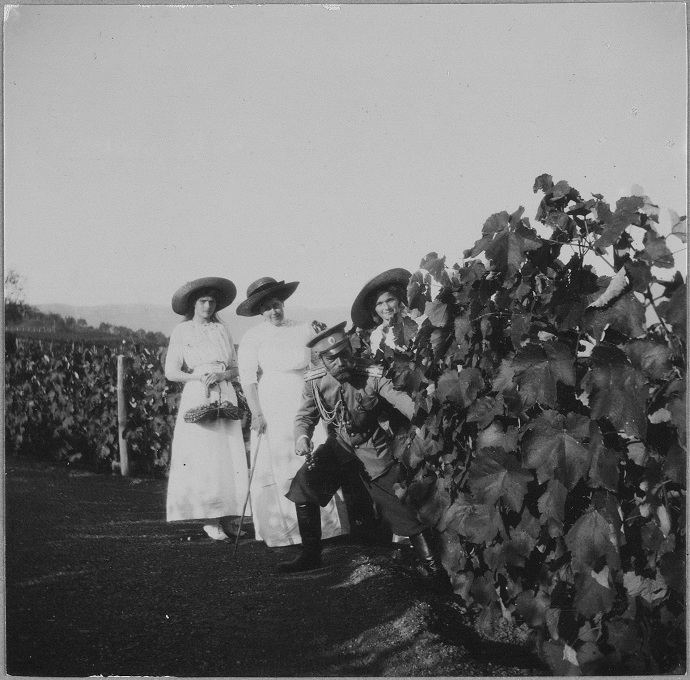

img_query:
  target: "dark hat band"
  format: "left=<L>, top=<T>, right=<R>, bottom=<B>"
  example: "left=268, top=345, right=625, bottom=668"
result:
left=316, top=337, right=350, bottom=357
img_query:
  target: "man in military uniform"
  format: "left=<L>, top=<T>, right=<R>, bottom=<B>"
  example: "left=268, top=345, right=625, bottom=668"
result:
left=279, top=322, right=444, bottom=580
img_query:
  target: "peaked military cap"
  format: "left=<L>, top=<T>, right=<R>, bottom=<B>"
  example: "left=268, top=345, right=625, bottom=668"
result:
left=306, top=321, right=350, bottom=357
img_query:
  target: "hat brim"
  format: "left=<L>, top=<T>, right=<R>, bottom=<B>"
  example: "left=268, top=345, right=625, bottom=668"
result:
left=350, top=268, right=411, bottom=330
left=235, top=281, right=299, bottom=317
left=172, top=277, right=237, bottom=316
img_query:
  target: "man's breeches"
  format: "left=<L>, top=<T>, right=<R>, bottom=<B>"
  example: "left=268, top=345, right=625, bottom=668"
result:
left=286, top=438, right=426, bottom=537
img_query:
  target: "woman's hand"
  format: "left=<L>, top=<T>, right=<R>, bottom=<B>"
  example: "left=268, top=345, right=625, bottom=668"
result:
left=200, top=372, right=225, bottom=391
left=251, top=413, right=267, bottom=434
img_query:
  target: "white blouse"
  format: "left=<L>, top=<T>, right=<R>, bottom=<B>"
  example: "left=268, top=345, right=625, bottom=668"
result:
left=238, top=320, right=314, bottom=387
left=165, top=320, right=238, bottom=373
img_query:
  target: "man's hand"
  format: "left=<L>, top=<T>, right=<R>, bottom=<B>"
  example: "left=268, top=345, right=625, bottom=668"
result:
left=295, top=436, right=312, bottom=457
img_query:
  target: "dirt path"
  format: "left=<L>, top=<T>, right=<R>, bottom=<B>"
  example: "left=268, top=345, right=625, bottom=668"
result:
left=6, top=459, right=546, bottom=677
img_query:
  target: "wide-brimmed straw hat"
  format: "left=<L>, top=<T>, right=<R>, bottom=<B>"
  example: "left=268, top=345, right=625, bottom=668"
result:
left=171, top=277, right=237, bottom=316
left=235, top=277, right=299, bottom=317
left=350, top=268, right=411, bottom=329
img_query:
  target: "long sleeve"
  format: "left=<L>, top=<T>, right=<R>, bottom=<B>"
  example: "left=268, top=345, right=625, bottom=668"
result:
left=221, top=325, right=238, bottom=370
left=237, top=327, right=259, bottom=387
left=376, top=376, right=415, bottom=420
left=294, top=380, right=322, bottom=442
left=164, top=324, right=186, bottom=380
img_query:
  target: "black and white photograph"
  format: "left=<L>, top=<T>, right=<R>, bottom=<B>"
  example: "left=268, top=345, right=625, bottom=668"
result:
left=4, top=2, right=687, bottom=676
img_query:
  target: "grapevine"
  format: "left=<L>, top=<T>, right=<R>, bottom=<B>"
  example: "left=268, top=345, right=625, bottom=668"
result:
left=392, top=176, right=686, bottom=674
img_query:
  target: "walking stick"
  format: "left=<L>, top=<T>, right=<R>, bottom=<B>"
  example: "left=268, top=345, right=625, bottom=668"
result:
left=233, top=431, right=262, bottom=557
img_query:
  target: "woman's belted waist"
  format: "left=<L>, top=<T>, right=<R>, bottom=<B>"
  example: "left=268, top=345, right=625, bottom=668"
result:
left=192, top=362, right=227, bottom=374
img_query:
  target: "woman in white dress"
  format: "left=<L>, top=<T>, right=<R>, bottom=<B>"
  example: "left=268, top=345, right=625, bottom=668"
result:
left=237, top=277, right=347, bottom=548
left=165, top=277, right=250, bottom=541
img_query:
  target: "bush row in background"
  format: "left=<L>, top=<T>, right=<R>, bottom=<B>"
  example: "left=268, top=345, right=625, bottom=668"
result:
left=5, top=340, right=179, bottom=475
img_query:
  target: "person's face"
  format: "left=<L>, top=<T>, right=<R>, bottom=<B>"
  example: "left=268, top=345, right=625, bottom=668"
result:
left=373, top=290, right=403, bottom=326
left=322, top=347, right=355, bottom=382
left=194, top=295, right=217, bottom=321
left=259, top=297, right=285, bottom=326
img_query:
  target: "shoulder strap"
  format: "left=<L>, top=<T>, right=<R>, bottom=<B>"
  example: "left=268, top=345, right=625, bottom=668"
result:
left=304, top=364, right=327, bottom=382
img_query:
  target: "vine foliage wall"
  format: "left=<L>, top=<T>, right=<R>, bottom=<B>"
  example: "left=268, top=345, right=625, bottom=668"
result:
left=388, top=175, right=686, bottom=674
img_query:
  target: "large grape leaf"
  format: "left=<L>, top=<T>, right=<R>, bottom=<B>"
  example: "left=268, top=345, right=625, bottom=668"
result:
left=451, top=570, right=474, bottom=601
left=533, top=173, right=554, bottom=195
left=414, top=476, right=451, bottom=526
left=641, top=229, right=674, bottom=269
left=515, top=590, right=550, bottom=628
left=407, top=270, right=430, bottom=313
left=659, top=551, right=686, bottom=595
left=656, top=284, right=686, bottom=336
left=435, top=367, right=484, bottom=407
left=439, top=529, right=467, bottom=574
left=511, top=341, right=575, bottom=409
left=508, top=312, right=530, bottom=348
left=466, top=396, right=500, bottom=429
left=468, top=448, right=533, bottom=512
left=425, top=300, right=449, bottom=327
left=485, top=223, right=542, bottom=278
left=476, top=420, right=518, bottom=451
left=439, top=492, right=504, bottom=543
left=624, top=259, right=653, bottom=293
left=522, top=410, right=591, bottom=489
left=453, top=314, right=472, bottom=361
left=574, top=571, right=614, bottom=618
left=464, top=210, right=511, bottom=259
left=389, top=316, right=421, bottom=351
left=539, top=640, right=579, bottom=676
left=504, top=526, right=539, bottom=566
left=576, top=642, right=606, bottom=675
left=587, top=421, right=620, bottom=491
left=583, top=292, right=646, bottom=340
left=538, top=478, right=568, bottom=526
left=623, top=571, right=668, bottom=604
left=669, top=208, right=687, bottom=243
left=464, top=208, right=542, bottom=278
left=581, top=363, right=647, bottom=438
left=419, top=252, right=452, bottom=286
left=593, top=196, right=644, bottom=251
left=663, top=441, right=686, bottom=485
left=492, top=358, right=517, bottom=393
left=624, top=339, right=674, bottom=380
left=565, top=508, right=621, bottom=573
left=471, top=574, right=499, bottom=607
left=586, top=267, right=631, bottom=310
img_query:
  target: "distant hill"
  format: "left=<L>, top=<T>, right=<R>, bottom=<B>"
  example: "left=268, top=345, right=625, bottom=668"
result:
left=36, top=303, right=352, bottom=341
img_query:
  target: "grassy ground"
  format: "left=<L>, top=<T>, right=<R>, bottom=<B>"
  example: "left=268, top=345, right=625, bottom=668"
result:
left=6, top=458, right=547, bottom=677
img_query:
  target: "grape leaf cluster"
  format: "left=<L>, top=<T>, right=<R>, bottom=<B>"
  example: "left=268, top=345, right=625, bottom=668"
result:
left=398, top=176, right=686, bottom=674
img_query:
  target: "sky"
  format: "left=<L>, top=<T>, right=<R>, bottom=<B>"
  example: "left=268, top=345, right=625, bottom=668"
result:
left=4, top=2, right=687, bottom=315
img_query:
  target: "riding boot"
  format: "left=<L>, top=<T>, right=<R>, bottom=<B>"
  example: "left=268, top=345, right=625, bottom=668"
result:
left=409, top=529, right=447, bottom=582
left=278, top=503, right=323, bottom=572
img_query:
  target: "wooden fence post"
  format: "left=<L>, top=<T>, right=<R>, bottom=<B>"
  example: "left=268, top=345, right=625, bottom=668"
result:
left=117, top=355, right=130, bottom=477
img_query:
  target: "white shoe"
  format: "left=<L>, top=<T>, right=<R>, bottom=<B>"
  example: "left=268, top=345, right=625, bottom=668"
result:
left=203, top=523, right=229, bottom=541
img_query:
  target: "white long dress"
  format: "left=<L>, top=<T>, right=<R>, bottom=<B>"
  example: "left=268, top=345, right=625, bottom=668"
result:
left=165, top=320, right=250, bottom=522
left=238, top=319, right=348, bottom=547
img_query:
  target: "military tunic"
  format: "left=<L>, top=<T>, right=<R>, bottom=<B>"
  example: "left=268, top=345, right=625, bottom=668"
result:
left=287, top=360, right=426, bottom=537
